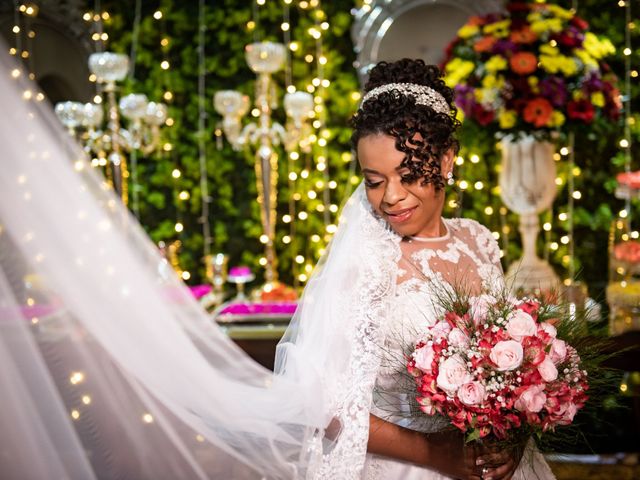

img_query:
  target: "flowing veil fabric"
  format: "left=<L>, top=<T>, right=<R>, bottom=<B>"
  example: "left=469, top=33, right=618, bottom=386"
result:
left=0, top=45, right=401, bottom=479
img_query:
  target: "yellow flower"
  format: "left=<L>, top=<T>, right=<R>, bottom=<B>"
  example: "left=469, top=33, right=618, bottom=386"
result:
left=530, top=18, right=563, bottom=35
left=584, top=32, right=616, bottom=60
left=444, top=58, right=475, bottom=87
left=557, top=55, right=579, bottom=76
left=539, top=44, right=559, bottom=56
left=539, top=55, right=560, bottom=74
left=527, top=12, right=542, bottom=24
left=572, top=90, right=584, bottom=101
left=482, top=18, right=511, bottom=34
left=458, top=24, right=480, bottom=39
left=527, top=76, right=540, bottom=93
left=550, top=111, right=566, bottom=127
left=485, top=55, right=507, bottom=73
left=546, top=5, right=573, bottom=20
left=455, top=107, right=465, bottom=123
left=575, top=48, right=598, bottom=69
left=591, top=92, right=605, bottom=107
left=499, top=109, right=517, bottom=129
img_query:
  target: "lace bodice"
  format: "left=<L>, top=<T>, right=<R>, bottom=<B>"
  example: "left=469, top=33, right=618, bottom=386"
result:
left=372, top=218, right=504, bottom=433
left=393, top=218, right=503, bottom=335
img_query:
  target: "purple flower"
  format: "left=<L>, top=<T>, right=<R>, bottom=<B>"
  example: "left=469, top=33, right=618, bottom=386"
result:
left=492, top=39, right=518, bottom=55
left=582, top=72, right=604, bottom=93
left=454, top=84, right=476, bottom=116
left=540, top=76, right=568, bottom=107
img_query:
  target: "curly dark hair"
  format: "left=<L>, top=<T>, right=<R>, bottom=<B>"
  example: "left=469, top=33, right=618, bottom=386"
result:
left=351, top=59, right=461, bottom=190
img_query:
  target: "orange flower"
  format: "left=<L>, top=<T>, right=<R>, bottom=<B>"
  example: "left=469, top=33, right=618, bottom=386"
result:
left=510, top=51, right=538, bottom=75
left=467, top=15, right=485, bottom=26
left=510, top=26, right=537, bottom=44
left=523, top=98, right=553, bottom=127
left=474, top=36, right=497, bottom=53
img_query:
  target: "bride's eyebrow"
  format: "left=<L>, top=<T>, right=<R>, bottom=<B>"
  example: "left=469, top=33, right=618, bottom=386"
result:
left=362, top=168, right=382, bottom=175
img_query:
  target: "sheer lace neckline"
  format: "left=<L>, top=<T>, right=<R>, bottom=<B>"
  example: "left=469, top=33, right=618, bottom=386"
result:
left=406, top=220, right=450, bottom=243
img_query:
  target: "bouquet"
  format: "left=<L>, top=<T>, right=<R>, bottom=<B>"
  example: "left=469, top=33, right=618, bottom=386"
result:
left=406, top=291, right=589, bottom=443
left=441, top=2, right=621, bottom=137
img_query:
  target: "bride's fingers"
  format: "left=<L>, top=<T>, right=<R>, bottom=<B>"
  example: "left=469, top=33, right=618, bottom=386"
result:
left=476, top=450, right=511, bottom=467
left=480, top=460, right=515, bottom=480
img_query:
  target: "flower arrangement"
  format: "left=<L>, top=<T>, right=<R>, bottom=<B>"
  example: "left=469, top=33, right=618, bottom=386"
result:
left=441, top=2, right=621, bottom=136
left=407, top=292, right=589, bottom=442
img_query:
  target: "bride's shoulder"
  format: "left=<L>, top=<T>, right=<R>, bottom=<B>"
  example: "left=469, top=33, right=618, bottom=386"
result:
left=444, top=217, right=492, bottom=236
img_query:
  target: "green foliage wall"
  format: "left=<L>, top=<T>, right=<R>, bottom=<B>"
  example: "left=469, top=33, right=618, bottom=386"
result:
left=101, top=0, right=359, bottom=287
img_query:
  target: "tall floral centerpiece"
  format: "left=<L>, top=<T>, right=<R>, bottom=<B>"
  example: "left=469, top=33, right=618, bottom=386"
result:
left=442, top=2, right=621, bottom=292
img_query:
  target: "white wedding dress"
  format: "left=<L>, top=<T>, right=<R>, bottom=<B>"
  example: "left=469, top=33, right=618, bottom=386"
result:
left=358, top=218, right=555, bottom=479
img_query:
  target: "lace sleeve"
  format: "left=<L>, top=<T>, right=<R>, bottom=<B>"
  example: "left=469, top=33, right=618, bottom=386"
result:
left=462, top=219, right=503, bottom=273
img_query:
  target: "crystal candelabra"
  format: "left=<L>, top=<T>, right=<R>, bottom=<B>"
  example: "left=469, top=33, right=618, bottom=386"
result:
left=55, top=52, right=167, bottom=205
left=214, top=41, right=314, bottom=292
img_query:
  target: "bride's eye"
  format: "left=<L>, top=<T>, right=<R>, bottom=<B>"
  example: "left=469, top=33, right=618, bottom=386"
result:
left=364, top=179, right=382, bottom=188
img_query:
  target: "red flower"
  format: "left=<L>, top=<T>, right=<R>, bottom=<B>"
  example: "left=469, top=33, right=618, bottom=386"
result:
left=567, top=99, right=595, bottom=123
left=517, top=300, right=540, bottom=318
left=472, top=104, right=495, bottom=126
left=510, top=51, right=538, bottom=75
left=523, top=97, right=553, bottom=127
left=571, top=16, right=589, bottom=31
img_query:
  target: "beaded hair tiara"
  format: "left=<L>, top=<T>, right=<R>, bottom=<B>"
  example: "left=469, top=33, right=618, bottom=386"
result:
left=361, top=82, right=450, bottom=115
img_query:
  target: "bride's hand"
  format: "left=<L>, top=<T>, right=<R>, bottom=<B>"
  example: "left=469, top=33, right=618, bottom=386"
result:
left=424, top=429, right=487, bottom=480
left=474, top=439, right=526, bottom=480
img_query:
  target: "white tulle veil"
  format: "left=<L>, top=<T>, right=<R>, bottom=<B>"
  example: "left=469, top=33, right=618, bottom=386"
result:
left=0, top=44, right=402, bottom=479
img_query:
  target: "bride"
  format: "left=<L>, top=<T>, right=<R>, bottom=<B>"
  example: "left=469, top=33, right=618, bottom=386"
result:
left=0, top=44, right=554, bottom=479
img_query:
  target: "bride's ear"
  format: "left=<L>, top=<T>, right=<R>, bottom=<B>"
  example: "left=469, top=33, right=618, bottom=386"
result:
left=441, top=148, right=455, bottom=178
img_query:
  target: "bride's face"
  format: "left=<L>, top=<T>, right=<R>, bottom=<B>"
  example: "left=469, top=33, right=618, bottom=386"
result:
left=358, top=134, right=453, bottom=238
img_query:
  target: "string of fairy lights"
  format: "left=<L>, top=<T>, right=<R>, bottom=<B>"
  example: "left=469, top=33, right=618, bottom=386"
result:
left=611, top=0, right=637, bottom=255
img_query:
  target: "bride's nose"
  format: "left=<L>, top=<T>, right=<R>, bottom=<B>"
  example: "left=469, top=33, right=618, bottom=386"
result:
left=382, top=179, right=407, bottom=206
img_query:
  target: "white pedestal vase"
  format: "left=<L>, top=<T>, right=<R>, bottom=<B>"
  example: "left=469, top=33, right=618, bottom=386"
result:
left=498, top=135, right=560, bottom=292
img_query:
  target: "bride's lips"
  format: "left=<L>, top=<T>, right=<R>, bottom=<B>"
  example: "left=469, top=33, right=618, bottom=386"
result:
left=384, top=206, right=417, bottom=223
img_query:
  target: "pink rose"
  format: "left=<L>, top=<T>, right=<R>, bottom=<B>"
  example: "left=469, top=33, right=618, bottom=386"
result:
left=448, top=328, right=470, bottom=348
left=430, top=321, right=452, bottom=340
left=470, top=294, right=496, bottom=324
left=413, top=344, right=435, bottom=373
left=538, top=356, right=558, bottom=382
left=506, top=310, right=537, bottom=341
left=490, top=340, right=524, bottom=371
left=458, top=381, right=486, bottom=406
left=437, top=354, right=472, bottom=396
left=539, top=322, right=557, bottom=339
left=515, top=385, right=547, bottom=413
left=554, top=402, right=578, bottom=425
left=549, top=338, right=567, bottom=364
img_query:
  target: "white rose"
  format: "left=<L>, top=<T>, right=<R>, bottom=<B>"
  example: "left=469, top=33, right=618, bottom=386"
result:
left=506, top=310, right=537, bottom=341
left=413, top=344, right=435, bottom=373
left=437, top=354, right=472, bottom=396
left=448, top=328, right=470, bottom=348
left=538, top=356, right=558, bottom=382
left=458, top=381, right=486, bottom=406
left=489, top=340, right=524, bottom=371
